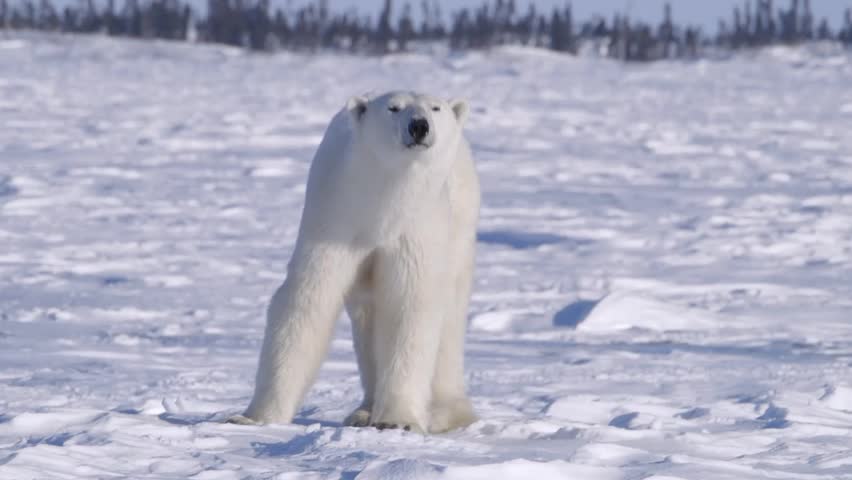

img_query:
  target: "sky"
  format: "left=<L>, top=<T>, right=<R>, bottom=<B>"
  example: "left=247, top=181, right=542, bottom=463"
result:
left=287, top=0, right=852, bottom=31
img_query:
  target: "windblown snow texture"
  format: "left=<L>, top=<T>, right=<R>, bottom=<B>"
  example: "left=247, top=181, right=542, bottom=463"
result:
left=1, top=34, right=852, bottom=479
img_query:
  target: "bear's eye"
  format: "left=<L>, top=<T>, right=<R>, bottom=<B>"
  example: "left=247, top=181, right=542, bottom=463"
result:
left=388, top=105, right=401, bottom=113
left=432, top=106, right=441, bottom=112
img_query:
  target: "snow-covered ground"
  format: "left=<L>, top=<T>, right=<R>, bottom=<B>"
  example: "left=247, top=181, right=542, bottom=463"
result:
left=1, top=33, right=852, bottom=479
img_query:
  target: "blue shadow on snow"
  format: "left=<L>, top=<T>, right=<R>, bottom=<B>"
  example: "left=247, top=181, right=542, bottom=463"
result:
left=477, top=230, right=578, bottom=249
left=552, top=299, right=601, bottom=328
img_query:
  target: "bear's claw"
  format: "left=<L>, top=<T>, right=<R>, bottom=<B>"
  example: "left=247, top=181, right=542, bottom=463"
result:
left=373, top=422, right=412, bottom=431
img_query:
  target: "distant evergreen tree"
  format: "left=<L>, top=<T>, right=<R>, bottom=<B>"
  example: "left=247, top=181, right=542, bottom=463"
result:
left=744, top=0, right=753, bottom=44
left=61, top=6, right=74, bottom=31
left=610, top=14, right=629, bottom=60
left=816, top=18, right=831, bottom=40
left=754, top=0, right=766, bottom=44
left=717, top=19, right=728, bottom=47
left=432, top=1, right=445, bottom=37
left=376, top=0, right=392, bottom=52
left=246, top=0, right=269, bottom=50
left=564, top=4, right=575, bottom=51
left=801, top=0, right=813, bottom=40
left=518, top=4, right=534, bottom=45
left=549, top=9, right=563, bottom=51
left=765, top=0, right=776, bottom=41
left=450, top=8, right=470, bottom=50
left=780, top=0, right=799, bottom=43
left=38, top=0, right=59, bottom=30
left=272, top=9, right=289, bottom=45
left=684, top=26, right=699, bottom=57
left=398, top=2, right=414, bottom=50
left=842, top=8, right=852, bottom=45
left=733, top=6, right=744, bottom=48
left=472, top=3, right=489, bottom=48
left=127, top=0, right=142, bottom=36
left=419, top=0, right=430, bottom=39
left=534, top=14, right=546, bottom=47
left=23, top=0, right=34, bottom=27
left=658, top=3, right=674, bottom=57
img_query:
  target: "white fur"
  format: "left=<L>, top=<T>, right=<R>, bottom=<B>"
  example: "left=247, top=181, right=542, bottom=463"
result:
left=236, top=91, right=480, bottom=433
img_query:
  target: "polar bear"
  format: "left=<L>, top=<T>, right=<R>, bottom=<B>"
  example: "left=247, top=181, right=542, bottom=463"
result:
left=231, top=91, right=480, bottom=434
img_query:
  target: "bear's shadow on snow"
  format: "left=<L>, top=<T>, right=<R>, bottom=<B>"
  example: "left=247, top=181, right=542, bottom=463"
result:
left=158, top=412, right=223, bottom=425
left=292, top=417, right=343, bottom=429
left=287, top=405, right=345, bottom=429
left=252, top=430, right=326, bottom=457
left=252, top=432, right=377, bottom=460
left=477, top=230, right=590, bottom=250
left=155, top=410, right=343, bottom=432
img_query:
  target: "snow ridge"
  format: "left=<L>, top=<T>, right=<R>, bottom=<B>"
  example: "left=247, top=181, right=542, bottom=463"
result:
left=1, top=34, right=852, bottom=479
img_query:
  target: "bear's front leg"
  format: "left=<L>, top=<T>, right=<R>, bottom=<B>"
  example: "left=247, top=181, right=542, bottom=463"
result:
left=239, top=245, right=361, bottom=424
left=369, top=235, right=449, bottom=433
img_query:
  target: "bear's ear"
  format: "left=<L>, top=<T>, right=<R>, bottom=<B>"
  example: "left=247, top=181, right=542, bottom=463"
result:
left=450, top=98, right=469, bottom=125
left=347, top=96, right=368, bottom=125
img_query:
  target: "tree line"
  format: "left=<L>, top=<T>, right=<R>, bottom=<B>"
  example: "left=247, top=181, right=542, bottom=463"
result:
left=717, top=0, right=852, bottom=47
left=1, top=0, right=851, bottom=61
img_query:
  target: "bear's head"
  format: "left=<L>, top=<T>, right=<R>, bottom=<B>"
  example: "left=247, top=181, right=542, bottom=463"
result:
left=346, top=91, right=468, bottom=166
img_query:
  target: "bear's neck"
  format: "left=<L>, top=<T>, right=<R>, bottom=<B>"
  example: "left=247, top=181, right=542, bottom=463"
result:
left=341, top=143, right=452, bottom=243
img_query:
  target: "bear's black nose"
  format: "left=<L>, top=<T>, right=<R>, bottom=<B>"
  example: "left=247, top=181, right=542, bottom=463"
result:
left=408, top=118, right=429, bottom=143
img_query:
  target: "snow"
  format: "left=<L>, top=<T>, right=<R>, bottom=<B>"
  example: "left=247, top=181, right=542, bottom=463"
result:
left=2, top=33, right=852, bottom=479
